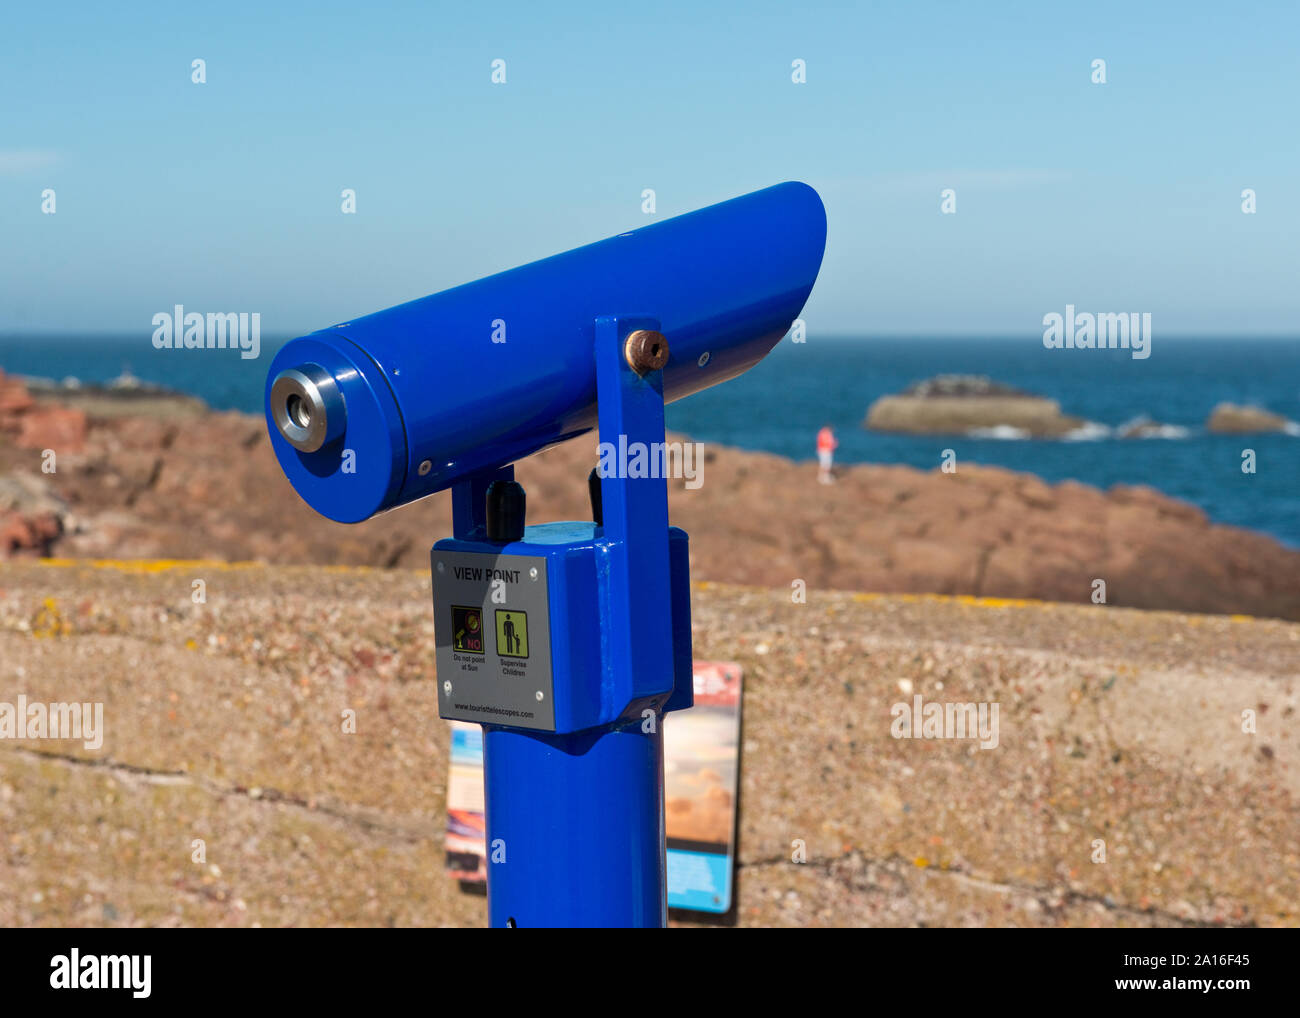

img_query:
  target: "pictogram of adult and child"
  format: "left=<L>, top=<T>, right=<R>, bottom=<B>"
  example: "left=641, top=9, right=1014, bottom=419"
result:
left=496, top=610, right=528, bottom=658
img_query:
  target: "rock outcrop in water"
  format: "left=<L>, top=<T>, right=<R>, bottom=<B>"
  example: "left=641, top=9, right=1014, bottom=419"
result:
left=1116, top=415, right=1181, bottom=439
left=1206, top=402, right=1293, bottom=434
left=863, top=374, right=1084, bottom=437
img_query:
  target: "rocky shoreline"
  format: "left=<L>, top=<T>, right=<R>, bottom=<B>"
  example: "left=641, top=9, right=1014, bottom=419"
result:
left=2, top=368, right=1300, bottom=620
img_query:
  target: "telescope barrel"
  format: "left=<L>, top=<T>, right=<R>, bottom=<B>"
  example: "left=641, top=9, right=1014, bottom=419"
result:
left=265, top=181, right=827, bottom=523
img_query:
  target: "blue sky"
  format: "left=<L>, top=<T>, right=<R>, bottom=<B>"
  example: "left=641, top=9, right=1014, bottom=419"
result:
left=2, top=0, right=1297, bottom=336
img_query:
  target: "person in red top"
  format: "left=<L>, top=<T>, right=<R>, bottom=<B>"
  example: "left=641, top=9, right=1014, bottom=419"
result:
left=816, top=424, right=837, bottom=484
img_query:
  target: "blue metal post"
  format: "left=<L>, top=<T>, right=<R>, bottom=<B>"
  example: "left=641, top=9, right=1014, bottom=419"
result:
left=482, top=725, right=665, bottom=927
left=462, top=316, right=678, bottom=927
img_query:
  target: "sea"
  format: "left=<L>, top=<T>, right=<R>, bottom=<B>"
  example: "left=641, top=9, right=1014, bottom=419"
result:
left=1, top=334, right=1296, bottom=547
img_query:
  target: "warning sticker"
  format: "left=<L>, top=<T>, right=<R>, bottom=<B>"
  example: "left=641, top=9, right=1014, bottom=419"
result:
left=451, top=606, right=485, bottom=655
left=433, top=550, right=554, bottom=731
left=495, top=609, right=528, bottom=659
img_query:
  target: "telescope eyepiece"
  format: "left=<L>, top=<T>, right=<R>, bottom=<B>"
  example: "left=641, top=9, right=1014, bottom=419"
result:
left=270, top=364, right=346, bottom=453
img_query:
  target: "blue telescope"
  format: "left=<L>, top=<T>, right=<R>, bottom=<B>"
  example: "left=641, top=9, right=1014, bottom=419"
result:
left=265, top=182, right=825, bottom=523
left=265, top=182, right=826, bottom=926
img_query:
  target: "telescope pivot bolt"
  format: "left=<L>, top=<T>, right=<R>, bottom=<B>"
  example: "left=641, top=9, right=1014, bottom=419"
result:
left=623, top=330, right=669, bottom=375
left=485, top=479, right=526, bottom=542
left=269, top=364, right=346, bottom=453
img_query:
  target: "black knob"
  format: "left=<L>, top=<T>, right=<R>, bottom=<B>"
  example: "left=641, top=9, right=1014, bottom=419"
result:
left=485, top=480, right=526, bottom=542
left=588, top=467, right=603, bottom=526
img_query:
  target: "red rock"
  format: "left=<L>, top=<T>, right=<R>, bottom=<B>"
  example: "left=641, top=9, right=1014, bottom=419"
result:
left=15, top=406, right=88, bottom=454
left=0, top=370, right=36, bottom=423
left=0, top=509, right=62, bottom=557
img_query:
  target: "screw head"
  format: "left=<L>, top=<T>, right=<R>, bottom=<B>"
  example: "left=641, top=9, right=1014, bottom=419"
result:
left=443, top=680, right=452, bottom=694
left=624, top=330, right=669, bottom=375
left=535, top=690, right=544, bottom=701
left=697, top=351, right=711, bottom=368
left=418, top=460, right=432, bottom=476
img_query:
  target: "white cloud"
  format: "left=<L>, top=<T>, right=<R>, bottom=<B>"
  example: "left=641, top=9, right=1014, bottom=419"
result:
left=868, top=169, right=1073, bottom=192
left=0, top=150, right=60, bottom=174
left=815, top=169, right=1074, bottom=196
